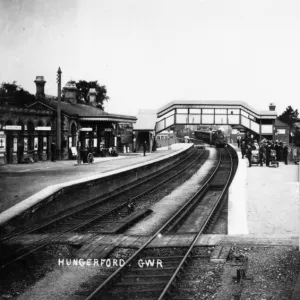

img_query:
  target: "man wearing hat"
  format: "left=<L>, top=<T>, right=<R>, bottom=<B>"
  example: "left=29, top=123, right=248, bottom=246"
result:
left=283, top=142, right=289, bottom=165
left=246, top=144, right=252, bottom=167
left=258, top=142, right=265, bottom=166
left=279, top=141, right=284, bottom=162
left=265, top=142, right=271, bottom=167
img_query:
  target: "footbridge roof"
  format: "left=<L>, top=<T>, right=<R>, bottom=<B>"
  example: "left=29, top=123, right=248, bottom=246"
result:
left=157, top=100, right=277, bottom=119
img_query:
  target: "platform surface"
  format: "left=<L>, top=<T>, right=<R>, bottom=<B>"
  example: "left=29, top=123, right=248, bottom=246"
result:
left=0, top=144, right=190, bottom=218
left=229, top=145, right=299, bottom=238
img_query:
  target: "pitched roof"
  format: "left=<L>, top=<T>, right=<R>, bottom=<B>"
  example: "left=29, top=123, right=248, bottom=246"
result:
left=134, top=109, right=157, bottom=130
left=27, top=98, right=136, bottom=122
left=274, top=118, right=289, bottom=127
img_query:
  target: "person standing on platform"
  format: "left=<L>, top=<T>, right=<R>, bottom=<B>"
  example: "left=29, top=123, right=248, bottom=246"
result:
left=143, top=141, right=147, bottom=156
left=246, top=144, right=252, bottom=167
left=241, top=140, right=246, bottom=159
left=51, top=142, right=56, bottom=162
left=283, top=142, right=289, bottom=165
left=237, top=136, right=241, bottom=148
left=76, top=140, right=81, bottom=164
left=259, top=143, right=265, bottom=166
left=279, top=141, right=284, bottom=162
left=265, top=143, right=271, bottom=167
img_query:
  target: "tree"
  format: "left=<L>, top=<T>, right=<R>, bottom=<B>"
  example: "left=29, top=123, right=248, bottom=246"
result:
left=278, top=106, right=300, bottom=144
left=64, top=80, right=109, bottom=110
left=0, top=81, right=36, bottom=106
left=278, top=106, right=299, bottom=127
left=295, top=130, right=300, bottom=146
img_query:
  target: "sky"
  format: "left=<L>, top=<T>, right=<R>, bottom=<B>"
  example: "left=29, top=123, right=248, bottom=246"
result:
left=1, top=0, right=300, bottom=117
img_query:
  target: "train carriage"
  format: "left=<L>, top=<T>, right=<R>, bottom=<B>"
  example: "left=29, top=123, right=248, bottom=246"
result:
left=194, top=129, right=227, bottom=147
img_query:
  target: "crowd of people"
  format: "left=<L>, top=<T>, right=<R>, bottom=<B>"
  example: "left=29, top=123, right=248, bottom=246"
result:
left=237, top=137, right=289, bottom=168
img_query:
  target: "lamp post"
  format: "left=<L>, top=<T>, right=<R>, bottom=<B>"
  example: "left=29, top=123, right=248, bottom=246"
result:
left=56, top=67, right=62, bottom=160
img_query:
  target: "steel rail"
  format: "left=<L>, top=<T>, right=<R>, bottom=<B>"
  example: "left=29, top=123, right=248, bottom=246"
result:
left=85, top=147, right=224, bottom=300
left=1, top=148, right=205, bottom=269
left=1, top=147, right=200, bottom=243
left=157, top=147, right=233, bottom=300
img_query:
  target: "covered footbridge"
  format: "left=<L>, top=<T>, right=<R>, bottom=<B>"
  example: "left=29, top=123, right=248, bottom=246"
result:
left=155, top=100, right=278, bottom=140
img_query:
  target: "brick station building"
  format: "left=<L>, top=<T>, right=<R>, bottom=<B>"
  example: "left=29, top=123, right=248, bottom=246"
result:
left=0, top=76, right=136, bottom=165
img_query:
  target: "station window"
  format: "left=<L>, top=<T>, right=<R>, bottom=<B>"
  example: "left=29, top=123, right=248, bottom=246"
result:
left=177, top=114, right=188, bottom=123
left=189, top=115, right=200, bottom=124
left=157, top=109, right=174, bottom=122
left=215, top=115, right=227, bottom=124
left=215, top=109, right=227, bottom=114
left=248, top=114, right=256, bottom=121
left=177, top=108, right=188, bottom=114
left=241, top=110, right=248, bottom=117
left=228, top=109, right=239, bottom=115
left=202, top=115, right=214, bottom=123
left=202, top=109, right=214, bottom=114
left=189, top=109, right=201, bottom=114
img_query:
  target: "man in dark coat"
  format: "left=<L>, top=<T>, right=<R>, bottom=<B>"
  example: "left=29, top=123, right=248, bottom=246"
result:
left=283, top=142, right=289, bottom=165
left=143, top=141, right=147, bottom=156
left=279, top=141, right=284, bottom=162
left=51, top=142, right=56, bottom=162
left=241, top=140, right=246, bottom=159
left=265, top=143, right=271, bottom=167
left=246, top=144, right=252, bottom=167
left=258, top=143, right=265, bottom=166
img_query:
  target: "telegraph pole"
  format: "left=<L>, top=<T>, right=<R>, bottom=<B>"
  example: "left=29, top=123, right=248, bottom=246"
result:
left=56, top=67, right=62, bottom=160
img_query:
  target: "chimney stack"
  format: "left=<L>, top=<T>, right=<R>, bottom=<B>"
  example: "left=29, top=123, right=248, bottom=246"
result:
left=269, top=103, right=276, bottom=111
left=34, top=76, right=46, bottom=99
left=88, top=88, right=97, bottom=107
left=63, top=82, right=77, bottom=104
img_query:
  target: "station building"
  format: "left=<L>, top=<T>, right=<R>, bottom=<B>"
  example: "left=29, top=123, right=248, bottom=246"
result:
left=0, top=76, right=136, bottom=165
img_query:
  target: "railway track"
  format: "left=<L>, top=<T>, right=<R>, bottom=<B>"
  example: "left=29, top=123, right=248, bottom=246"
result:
left=0, top=147, right=208, bottom=269
left=82, top=147, right=235, bottom=300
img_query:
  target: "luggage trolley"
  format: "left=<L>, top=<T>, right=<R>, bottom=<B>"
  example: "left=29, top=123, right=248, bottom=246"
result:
left=80, top=149, right=94, bottom=164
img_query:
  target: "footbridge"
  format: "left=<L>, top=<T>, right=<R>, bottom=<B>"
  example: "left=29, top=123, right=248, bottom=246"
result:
left=155, top=100, right=277, bottom=139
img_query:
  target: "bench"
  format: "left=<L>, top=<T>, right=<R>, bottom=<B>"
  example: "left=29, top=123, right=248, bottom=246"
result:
left=102, top=208, right=153, bottom=234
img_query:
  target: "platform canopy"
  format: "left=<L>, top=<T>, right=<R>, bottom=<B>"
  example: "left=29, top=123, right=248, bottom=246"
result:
left=134, top=109, right=157, bottom=131
left=155, top=100, right=277, bottom=135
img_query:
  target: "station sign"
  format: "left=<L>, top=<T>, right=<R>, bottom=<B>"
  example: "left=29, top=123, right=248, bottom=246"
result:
left=277, top=129, right=285, bottom=134
left=3, top=125, right=22, bottom=130
left=35, top=126, right=51, bottom=131
left=80, top=128, right=93, bottom=131
left=105, top=128, right=112, bottom=132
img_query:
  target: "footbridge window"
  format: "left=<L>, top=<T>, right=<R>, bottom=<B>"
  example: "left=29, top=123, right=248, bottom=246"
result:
left=189, top=109, right=201, bottom=124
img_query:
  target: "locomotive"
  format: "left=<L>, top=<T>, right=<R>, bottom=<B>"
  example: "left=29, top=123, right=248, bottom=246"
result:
left=194, top=129, right=227, bottom=147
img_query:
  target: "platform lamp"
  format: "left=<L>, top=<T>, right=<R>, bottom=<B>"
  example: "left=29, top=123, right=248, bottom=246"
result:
left=56, top=67, right=62, bottom=160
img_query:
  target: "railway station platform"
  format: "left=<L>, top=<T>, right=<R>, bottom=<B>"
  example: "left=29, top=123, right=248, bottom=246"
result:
left=0, top=144, right=189, bottom=223
left=228, top=144, right=299, bottom=239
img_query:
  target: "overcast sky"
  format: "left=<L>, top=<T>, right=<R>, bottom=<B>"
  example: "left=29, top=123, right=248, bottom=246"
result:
left=1, top=0, right=300, bottom=117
